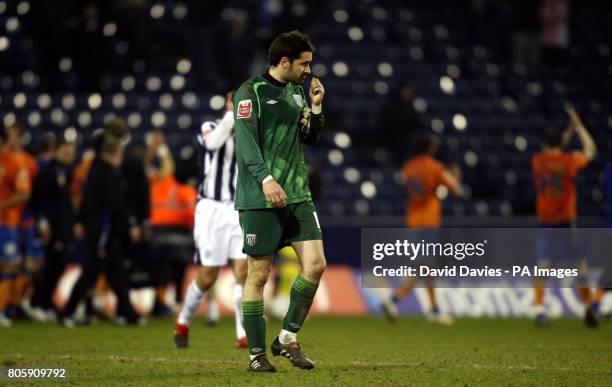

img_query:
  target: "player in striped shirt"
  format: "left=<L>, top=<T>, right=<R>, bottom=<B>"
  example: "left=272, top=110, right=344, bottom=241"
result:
left=174, top=91, right=249, bottom=349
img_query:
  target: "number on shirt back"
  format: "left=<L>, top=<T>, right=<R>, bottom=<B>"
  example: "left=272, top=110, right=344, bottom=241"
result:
left=537, top=174, right=565, bottom=196
left=406, top=178, right=425, bottom=199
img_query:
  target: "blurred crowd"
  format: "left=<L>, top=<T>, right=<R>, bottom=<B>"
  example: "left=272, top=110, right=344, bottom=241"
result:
left=27, top=0, right=328, bottom=93
left=0, top=118, right=198, bottom=327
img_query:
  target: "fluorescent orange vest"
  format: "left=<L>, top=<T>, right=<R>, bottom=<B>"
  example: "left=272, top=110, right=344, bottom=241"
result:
left=150, top=175, right=195, bottom=228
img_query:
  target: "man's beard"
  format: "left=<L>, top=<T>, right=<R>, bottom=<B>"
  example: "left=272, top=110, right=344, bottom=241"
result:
left=291, top=73, right=307, bottom=84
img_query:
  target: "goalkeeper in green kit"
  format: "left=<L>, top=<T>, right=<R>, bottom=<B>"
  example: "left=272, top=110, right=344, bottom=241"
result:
left=233, top=30, right=326, bottom=373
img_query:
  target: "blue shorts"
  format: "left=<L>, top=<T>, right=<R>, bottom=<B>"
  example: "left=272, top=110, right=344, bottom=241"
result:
left=536, top=222, right=584, bottom=263
left=0, top=227, right=20, bottom=264
left=411, top=228, right=441, bottom=268
left=20, top=225, right=44, bottom=263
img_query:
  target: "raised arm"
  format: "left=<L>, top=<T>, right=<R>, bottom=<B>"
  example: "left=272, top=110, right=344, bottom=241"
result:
left=568, top=108, right=597, bottom=160
left=301, top=77, right=325, bottom=146
left=203, top=111, right=234, bottom=151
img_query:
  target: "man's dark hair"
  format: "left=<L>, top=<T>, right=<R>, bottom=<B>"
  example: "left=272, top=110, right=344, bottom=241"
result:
left=268, top=30, right=315, bottom=65
left=0, top=126, right=8, bottom=142
left=542, top=127, right=563, bottom=148
left=105, top=117, right=129, bottom=138
left=35, top=133, right=57, bottom=155
left=100, top=133, right=123, bottom=157
left=413, top=133, right=438, bottom=154
left=6, top=123, right=24, bottom=135
left=56, top=137, right=74, bottom=148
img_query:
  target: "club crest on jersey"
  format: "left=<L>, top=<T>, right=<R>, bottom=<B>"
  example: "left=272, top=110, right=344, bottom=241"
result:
left=246, top=234, right=257, bottom=246
left=293, top=94, right=304, bottom=107
left=237, top=99, right=252, bottom=119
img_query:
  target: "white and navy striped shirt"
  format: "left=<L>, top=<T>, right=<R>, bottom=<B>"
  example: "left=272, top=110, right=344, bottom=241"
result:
left=196, top=111, right=237, bottom=202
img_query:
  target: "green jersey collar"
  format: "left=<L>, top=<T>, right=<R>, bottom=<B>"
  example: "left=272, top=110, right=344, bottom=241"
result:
left=263, top=69, right=288, bottom=88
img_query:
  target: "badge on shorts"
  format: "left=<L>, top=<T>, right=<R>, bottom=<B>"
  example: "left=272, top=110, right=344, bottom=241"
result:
left=293, top=94, right=304, bottom=107
left=237, top=99, right=252, bottom=119
left=57, top=172, right=66, bottom=187
left=246, top=234, right=257, bottom=246
left=4, top=242, right=17, bottom=256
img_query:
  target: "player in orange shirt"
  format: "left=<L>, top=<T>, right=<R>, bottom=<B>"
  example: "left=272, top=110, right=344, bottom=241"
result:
left=5, top=124, right=40, bottom=318
left=0, top=127, right=31, bottom=327
left=381, top=134, right=461, bottom=324
left=532, top=108, right=597, bottom=326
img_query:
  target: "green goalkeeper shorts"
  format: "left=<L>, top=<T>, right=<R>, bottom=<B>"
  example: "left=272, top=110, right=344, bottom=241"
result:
left=238, top=201, right=322, bottom=256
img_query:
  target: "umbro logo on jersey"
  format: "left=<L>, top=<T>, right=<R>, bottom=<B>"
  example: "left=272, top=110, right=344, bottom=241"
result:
left=266, top=99, right=278, bottom=104
left=246, top=234, right=257, bottom=246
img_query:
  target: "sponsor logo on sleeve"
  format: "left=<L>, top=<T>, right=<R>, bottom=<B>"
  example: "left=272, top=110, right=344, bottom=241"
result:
left=237, top=99, right=252, bottom=119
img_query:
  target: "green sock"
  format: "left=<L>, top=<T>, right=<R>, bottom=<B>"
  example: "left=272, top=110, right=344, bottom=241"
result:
left=283, top=275, right=319, bottom=333
left=242, top=300, right=266, bottom=356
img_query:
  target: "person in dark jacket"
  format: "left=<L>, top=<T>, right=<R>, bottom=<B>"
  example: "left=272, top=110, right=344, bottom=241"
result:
left=60, top=133, right=142, bottom=326
left=29, top=139, right=76, bottom=320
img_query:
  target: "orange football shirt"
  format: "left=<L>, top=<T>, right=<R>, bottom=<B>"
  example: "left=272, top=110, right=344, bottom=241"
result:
left=0, top=152, right=31, bottom=227
left=532, top=152, right=588, bottom=224
left=70, top=157, right=94, bottom=203
left=402, top=155, right=446, bottom=228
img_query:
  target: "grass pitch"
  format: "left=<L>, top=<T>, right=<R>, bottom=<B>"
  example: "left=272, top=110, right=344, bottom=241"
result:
left=2, top=316, right=611, bottom=386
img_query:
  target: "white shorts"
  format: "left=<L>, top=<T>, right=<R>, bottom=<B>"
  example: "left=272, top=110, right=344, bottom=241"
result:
left=193, top=199, right=246, bottom=267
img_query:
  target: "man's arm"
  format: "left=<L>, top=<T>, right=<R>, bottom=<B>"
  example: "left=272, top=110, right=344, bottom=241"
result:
left=31, top=167, right=53, bottom=220
left=123, top=154, right=150, bottom=225
left=234, top=84, right=286, bottom=207
left=302, top=77, right=325, bottom=146
left=234, top=85, right=271, bottom=183
left=0, top=191, right=30, bottom=211
left=156, top=144, right=175, bottom=179
left=0, top=168, right=30, bottom=211
left=568, top=109, right=597, bottom=160
left=441, top=167, right=462, bottom=196
left=102, top=169, right=139, bottom=239
left=202, top=112, right=234, bottom=151
left=301, top=106, right=324, bottom=146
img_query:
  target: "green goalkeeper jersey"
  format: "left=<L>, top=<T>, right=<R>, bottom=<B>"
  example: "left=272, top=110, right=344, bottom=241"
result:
left=233, top=72, right=324, bottom=210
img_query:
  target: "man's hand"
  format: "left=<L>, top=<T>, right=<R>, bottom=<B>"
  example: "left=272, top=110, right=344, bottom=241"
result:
left=129, top=226, right=141, bottom=243
left=309, top=77, right=325, bottom=106
left=225, top=91, right=234, bottom=112
left=299, top=107, right=312, bottom=136
left=263, top=179, right=287, bottom=208
left=448, top=163, right=462, bottom=181
left=73, top=223, right=85, bottom=239
left=37, top=219, right=51, bottom=243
